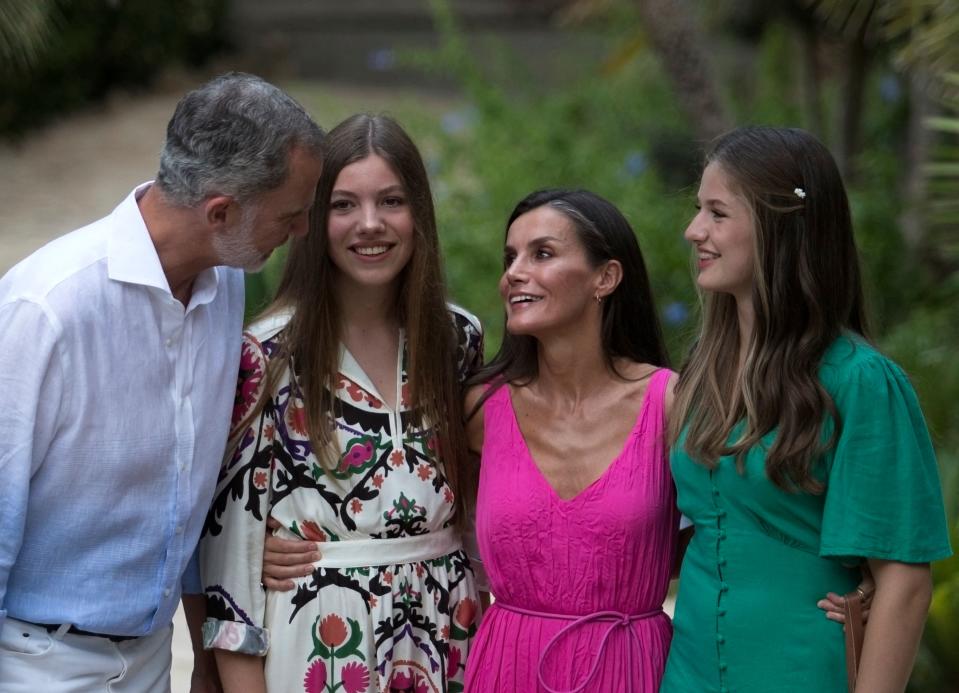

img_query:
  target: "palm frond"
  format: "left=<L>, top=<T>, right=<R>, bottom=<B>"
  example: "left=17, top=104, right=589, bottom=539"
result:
left=0, top=0, right=60, bottom=71
left=805, top=0, right=882, bottom=40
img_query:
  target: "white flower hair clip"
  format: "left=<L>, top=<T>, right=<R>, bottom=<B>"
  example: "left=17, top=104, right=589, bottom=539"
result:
left=794, top=187, right=807, bottom=199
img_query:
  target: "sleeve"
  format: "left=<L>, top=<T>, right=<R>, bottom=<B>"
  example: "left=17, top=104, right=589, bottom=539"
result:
left=0, top=299, right=67, bottom=629
left=199, top=333, right=275, bottom=656
left=452, top=308, right=484, bottom=384
left=819, top=354, right=952, bottom=563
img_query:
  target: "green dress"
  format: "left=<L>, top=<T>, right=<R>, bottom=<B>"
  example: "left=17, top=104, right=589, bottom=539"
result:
left=661, top=335, right=952, bottom=692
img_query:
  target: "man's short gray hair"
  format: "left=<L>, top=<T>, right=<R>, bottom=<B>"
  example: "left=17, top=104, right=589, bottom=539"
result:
left=156, top=72, right=324, bottom=207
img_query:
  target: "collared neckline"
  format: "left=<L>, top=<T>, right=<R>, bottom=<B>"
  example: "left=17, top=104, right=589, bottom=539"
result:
left=338, top=329, right=406, bottom=411
left=107, top=182, right=220, bottom=310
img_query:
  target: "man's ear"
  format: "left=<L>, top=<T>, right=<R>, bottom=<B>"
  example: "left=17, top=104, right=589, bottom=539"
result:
left=596, top=259, right=623, bottom=299
left=203, top=195, right=237, bottom=230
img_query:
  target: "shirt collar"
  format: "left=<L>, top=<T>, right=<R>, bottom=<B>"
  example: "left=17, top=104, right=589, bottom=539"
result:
left=107, top=182, right=220, bottom=309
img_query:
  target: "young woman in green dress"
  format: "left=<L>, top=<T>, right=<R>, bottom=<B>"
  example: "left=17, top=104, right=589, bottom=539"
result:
left=661, top=126, right=951, bottom=692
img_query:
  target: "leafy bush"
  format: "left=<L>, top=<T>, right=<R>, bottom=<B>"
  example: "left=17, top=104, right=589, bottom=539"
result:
left=0, top=0, right=227, bottom=136
left=242, top=10, right=957, bottom=687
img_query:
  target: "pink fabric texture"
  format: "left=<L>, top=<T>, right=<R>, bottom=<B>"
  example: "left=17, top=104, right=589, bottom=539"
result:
left=465, top=368, right=679, bottom=692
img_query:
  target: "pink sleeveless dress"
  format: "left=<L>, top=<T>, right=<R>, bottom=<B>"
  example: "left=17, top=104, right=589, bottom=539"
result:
left=464, top=369, right=679, bottom=692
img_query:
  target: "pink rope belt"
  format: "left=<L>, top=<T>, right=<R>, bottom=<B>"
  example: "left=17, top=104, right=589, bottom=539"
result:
left=493, top=601, right=664, bottom=693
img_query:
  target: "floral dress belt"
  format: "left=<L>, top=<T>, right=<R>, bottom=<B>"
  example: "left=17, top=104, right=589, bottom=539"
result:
left=274, top=525, right=462, bottom=568
left=494, top=601, right=664, bottom=693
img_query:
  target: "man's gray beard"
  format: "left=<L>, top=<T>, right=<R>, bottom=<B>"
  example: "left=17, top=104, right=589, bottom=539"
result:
left=212, top=206, right=267, bottom=273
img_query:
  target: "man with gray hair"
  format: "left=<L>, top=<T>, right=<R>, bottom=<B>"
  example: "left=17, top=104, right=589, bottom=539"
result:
left=0, top=72, right=323, bottom=692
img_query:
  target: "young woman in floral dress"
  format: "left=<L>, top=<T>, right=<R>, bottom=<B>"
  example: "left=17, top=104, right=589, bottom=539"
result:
left=200, top=114, right=483, bottom=693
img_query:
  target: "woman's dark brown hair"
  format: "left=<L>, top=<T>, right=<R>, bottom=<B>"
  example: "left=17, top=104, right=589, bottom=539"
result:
left=470, top=188, right=669, bottom=396
left=670, top=126, right=869, bottom=492
left=264, top=113, right=473, bottom=525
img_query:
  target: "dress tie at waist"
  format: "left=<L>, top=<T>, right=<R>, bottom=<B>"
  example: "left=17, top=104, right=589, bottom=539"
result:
left=494, top=601, right=664, bottom=693
left=273, top=525, right=461, bottom=569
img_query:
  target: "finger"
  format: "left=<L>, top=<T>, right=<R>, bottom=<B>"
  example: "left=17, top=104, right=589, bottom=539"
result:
left=262, top=575, right=297, bottom=592
left=263, top=547, right=321, bottom=566
left=266, top=517, right=282, bottom=531
left=263, top=558, right=315, bottom=577
left=818, top=599, right=844, bottom=615
left=817, top=593, right=845, bottom=612
left=264, top=535, right=320, bottom=556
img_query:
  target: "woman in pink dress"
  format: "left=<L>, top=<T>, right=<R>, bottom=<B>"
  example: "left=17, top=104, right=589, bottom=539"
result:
left=462, top=188, right=678, bottom=691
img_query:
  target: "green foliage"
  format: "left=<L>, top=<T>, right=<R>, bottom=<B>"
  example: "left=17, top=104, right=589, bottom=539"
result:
left=0, top=0, right=227, bottom=137
left=408, top=2, right=699, bottom=361
left=243, top=4, right=957, bottom=690
left=241, top=8, right=957, bottom=686
left=0, top=0, right=61, bottom=71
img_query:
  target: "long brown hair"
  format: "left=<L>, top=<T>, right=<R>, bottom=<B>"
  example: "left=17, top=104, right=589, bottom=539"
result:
left=670, top=126, right=868, bottom=492
left=469, top=188, right=670, bottom=396
left=265, top=113, right=472, bottom=525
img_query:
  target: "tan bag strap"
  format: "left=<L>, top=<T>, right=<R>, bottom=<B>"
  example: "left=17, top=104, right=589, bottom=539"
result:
left=843, top=589, right=866, bottom=692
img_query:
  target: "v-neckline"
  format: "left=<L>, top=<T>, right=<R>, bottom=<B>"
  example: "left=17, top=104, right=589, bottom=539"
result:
left=338, top=329, right=405, bottom=413
left=505, top=371, right=659, bottom=504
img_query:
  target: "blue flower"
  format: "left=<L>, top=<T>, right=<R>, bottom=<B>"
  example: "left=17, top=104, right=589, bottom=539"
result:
left=441, top=107, right=477, bottom=135
left=367, top=48, right=396, bottom=72
left=622, top=151, right=648, bottom=178
left=879, top=75, right=902, bottom=104
left=663, top=301, right=689, bottom=326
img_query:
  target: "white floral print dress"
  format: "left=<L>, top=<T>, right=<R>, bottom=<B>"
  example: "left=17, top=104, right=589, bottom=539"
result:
left=200, top=305, right=483, bottom=693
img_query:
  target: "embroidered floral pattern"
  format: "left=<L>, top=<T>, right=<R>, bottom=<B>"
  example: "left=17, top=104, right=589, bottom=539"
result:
left=202, top=307, right=484, bottom=692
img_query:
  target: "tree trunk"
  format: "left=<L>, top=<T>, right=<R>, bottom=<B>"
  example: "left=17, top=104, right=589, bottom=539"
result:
left=837, top=32, right=870, bottom=182
left=797, top=19, right=827, bottom=140
left=633, top=0, right=730, bottom=143
left=903, top=70, right=958, bottom=280
left=900, top=69, right=933, bottom=254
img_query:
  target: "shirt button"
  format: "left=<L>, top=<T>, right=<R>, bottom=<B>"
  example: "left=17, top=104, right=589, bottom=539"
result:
left=718, top=530, right=727, bottom=539
left=720, top=582, right=729, bottom=592
left=712, top=488, right=720, bottom=496
left=175, top=525, right=183, bottom=534
left=717, top=510, right=727, bottom=518
left=718, top=558, right=728, bottom=566
left=165, top=337, right=174, bottom=347
left=719, top=662, right=728, bottom=671
left=718, top=608, right=727, bottom=616
left=717, top=634, right=725, bottom=644
left=163, top=588, right=171, bottom=597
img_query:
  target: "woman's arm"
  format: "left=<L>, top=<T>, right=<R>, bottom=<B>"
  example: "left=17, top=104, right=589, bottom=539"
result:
left=664, top=371, right=689, bottom=581
left=182, top=593, right=222, bottom=693
left=463, top=385, right=486, bottom=455
left=852, top=558, right=932, bottom=692
left=215, top=650, right=267, bottom=693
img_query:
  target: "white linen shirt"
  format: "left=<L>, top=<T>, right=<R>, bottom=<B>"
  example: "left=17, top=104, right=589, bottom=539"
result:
left=0, top=184, right=244, bottom=636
